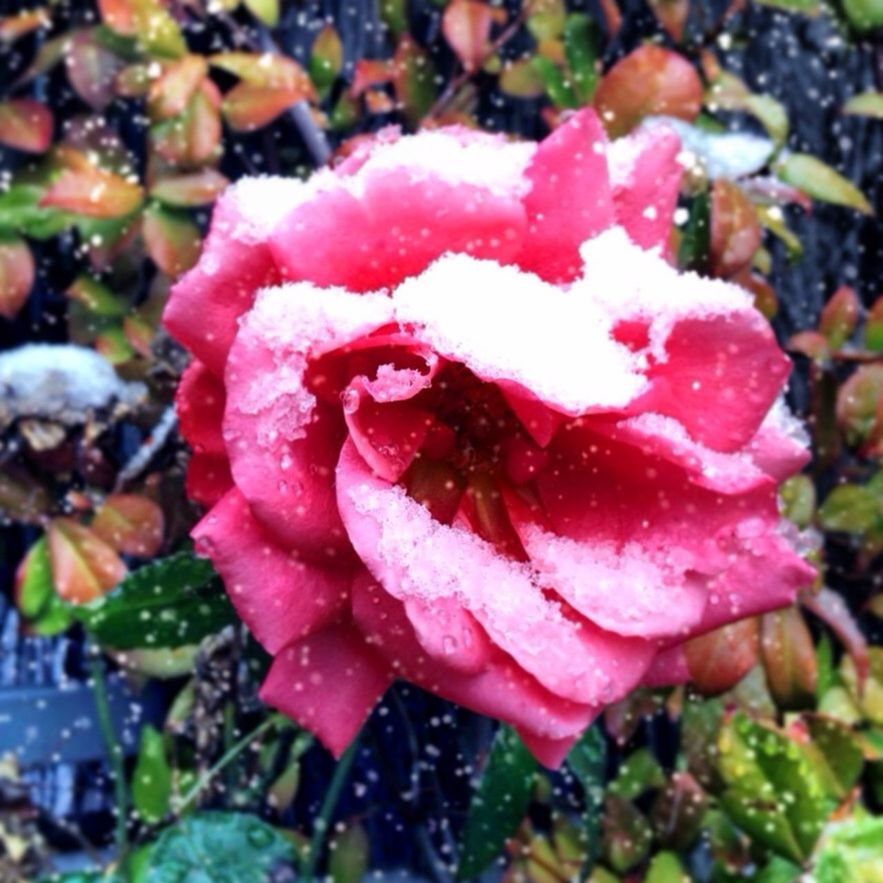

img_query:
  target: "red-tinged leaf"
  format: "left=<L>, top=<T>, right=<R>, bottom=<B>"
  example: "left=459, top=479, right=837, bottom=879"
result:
left=760, top=606, right=818, bottom=709
left=150, top=168, right=229, bottom=206
left=148, top=55, right=208, bottom=121
left=788, top=330, right=830, bottom=362
left=647, top=0, right=690, bottom=41
left=210, top=52, right=314, bottom=92
left=499, top=56, right=546, bottom=98
left=836, top=364, right=883, bottom=446
left=710, top=179, right=762, bottom=278
left=142, top=204, right=202, bottom=276
left=124, top=313, right=155, bottom=357
left=66, top=275, right=127, bottom=317
left=0, top=236, right=35, bottom=320
left=48, top=518, right=127, bottom=604
left=866, top=297, right=883, bottom=352
left=41, top=164, right=143, bottom=219
left=739, top=175, right=813, bottom=212
left=310, top=24, right=344, bottom=97
left=684, top=618, right=760, bottom=696
left=350, top=59, right=393, bottom=98
left=17, top=34, right=66, bottom=84
left=92, top=494, right=165, bottom=557
left=598, top=0, right=623, bottom=35
left=98, top=0, right=136, bottom=34
left=0, top=7, right=50, bottom=42
left=116, top=63, right=153, bottom=97
left=0, top=100, right=53, bottom=153
left=733, top=269, right=778, bottom=320
left=776, top=153, right=872, bottom=215
left=802, top=587, right=869, bottom=692
left=96, top=325, right=135, bottom=364
left=594, top=44, right=702, bottom=138
left=151, top=85, right=222, bottom=167
left=820, top=285, right=861, bottom=350
left=443, top=0, right=494, bottom=73
left=65, top=29, right=124, bottom=112
left=393, top=35, right=438, bottom=126
left=222, top=83, right=307, bottom=131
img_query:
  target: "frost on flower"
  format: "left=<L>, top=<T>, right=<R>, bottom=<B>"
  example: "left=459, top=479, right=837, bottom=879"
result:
left=165, top=108, right=815, bottom=768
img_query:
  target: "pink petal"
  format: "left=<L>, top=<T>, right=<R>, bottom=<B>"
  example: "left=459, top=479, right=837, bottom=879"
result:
left=515, top=729, right=582, bottom=770
left=176, top=360, right=226, bottom=455
left=506, top=501, right=708, bottom=641
left=517, top=108, right=615, bottom=283
left=185, top=452, right=232, bottom=508
left=260, top=623, right=392, bottom=757
left=223, top=284, right=395, bottom=559
left=351, top=573, right=596, bottom=747
left=608, top=123, right=682, bottom=254
left=270, top=130, right=531, bottom=292
left=163, top=178, right=301, bottom=376
left=745, top=400, right=811, bottom=481
left=641, top=646, right=689, bottom=688
left=192, top=488, right=349, bottom=653
left=337, top=440, right=655, bottom=706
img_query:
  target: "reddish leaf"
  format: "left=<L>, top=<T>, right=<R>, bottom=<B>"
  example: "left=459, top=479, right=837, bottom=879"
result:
left=710, top=179, right=762, bottom=278
left=788, top=330, right=830, bottom=362
left=116, top=63, right=152, bottom=98
left=210, top=52, right=314, bottom=91
left=350, top=59, right=393, bottom=98
left=760, top=606, right=817, bottom=709
left=222, top=83, right=308, bottom=131
left=393, top=35, right=438, bottom=126
left=130, top=0, right=186, bottom=58
left=802, top=587, right=869, bottom=692
left=150, top=169, right=229, bottom=206
left=148, top=55, right=208, bottom=121
left=65, top=29, right=124, bottom=111
left=820, top=285, right=860, bottom=350
left=733, top=268, right=778, bottom=320
left=41, top=162, right=144, bottom=219
left=598, top=0, right=623, bottom=35
left=151, top=84, right=222, bottom=167
left=443, top=0, right=494, bottom=73
left=0, top=100, right=53, bottom=153
left=0, top=237, right=35, bottom=320
left=866, top=296, right=883, bottom=352
left=98, top=0, right=136, bottom=34
left=684, top=618, right=760, bottom=696
left=499, top=57, right=546, bottom=98
left=92, top=494, right=165, bottom=557
left=647, top=0, right=690, bottom=41
left=0, top=7, right=51, bottom=42
left=594, top=44, right=702, bottom=138
left=47, top=518, right=127, bottom=604
left=365, top=89, right=397, bottom=114
left=142, top=204, right=202, bottom=276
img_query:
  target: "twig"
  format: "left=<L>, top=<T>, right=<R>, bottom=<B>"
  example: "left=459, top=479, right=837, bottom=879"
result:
left=88, top=651, right=129, bottom=854
left=114, top=406, right=178, bottom=490
left=300, top=737, right=360, bottom=883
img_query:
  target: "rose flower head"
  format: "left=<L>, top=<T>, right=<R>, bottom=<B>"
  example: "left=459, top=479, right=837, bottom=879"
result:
left=164, top=109, right=814, bottom=768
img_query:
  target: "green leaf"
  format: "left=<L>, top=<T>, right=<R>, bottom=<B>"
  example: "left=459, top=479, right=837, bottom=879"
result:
left=71, top=550, right=234, bottom=649
left=458, top=725, right=537, bottom=879
left=608, top=748, right=665, bottom=801
left=563, top=14, right=599, bottom=104
left=842, top=0, right=883, bottom=30
left=843, top=92, right=883, bottom=118
left=499, top=57, right=546, bottom=98
left=309, top=25, right=344, bottom=99
left=244, top=0, right=280, bottom=26
left=813, top=816, right=883, bottom=882
left=0, top=184, right=70, bottom=239
left=776, top=153, right=872, bottom=215
left=818, top=484, right=881, bottom=535
left=380, top=0, right=408, bottom=37
left=753, top=0, right=820, bottom=11
left=645, top=851, right=686, bottom=883
left=756, top=856, right=801, bottom=883
left=16, top=537, right=53, bottom=619
left=132, top=724, right=172, bottom=823
left=393, top=36, right=437, bottom=126
left=567, top=724, right=607, bottom=874
left=144, top=812, right=296, bottom=883
left=678, top=191, right=710, bottom=273
left=530, top=55, right=577, bottom=109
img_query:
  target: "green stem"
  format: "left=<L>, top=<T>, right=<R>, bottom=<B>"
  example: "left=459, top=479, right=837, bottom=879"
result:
left=88, top=651, right=129, bottom=853
left=300, top=738, right=360, bottom=883
left=176, top=715, right=281, bottom=813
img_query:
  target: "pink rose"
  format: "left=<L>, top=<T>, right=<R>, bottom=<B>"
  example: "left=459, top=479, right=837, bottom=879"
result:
left=165, top=109, right=814, bottom=768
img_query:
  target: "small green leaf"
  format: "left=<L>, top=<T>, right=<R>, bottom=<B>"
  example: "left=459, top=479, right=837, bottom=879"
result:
left=563, top=14, right=599, bottom=104
left=678, top=191, right=710, bottom=273
left=818, top=484, right=881, bottom=535
left=310, top=25, right=343, bottom=98
left=244, top=0, right=280, bottom=26
left=144, top=812, right=296, bottom=883
left=458, top=726, right=537, bottom=879
left=645, top=851, right=686, bottom=883
left=530, top=55, right=577, bottom=109
left=609, top=748, right=665, bottom=801
left=813, top=816, right=883, bottom=882
left=567, top=725, right=607, bottom=874
left=780, top=475, right=816, bottom=529
left=393, top=36, right=437, bottom=126
left=15, top=537, right=54, bottom=619
left=132, top=724, right=172, bottom=823
left=71, top=550, right=234, bottom=649
left=843, top=91, right=883, bottom=118
left=842, top=0, right=883, bottom=30
left=499, top=57, right=546, bottom=98
left=776, top=153, right=872, bottom=215
left=753, top=0, right=820, bottom=11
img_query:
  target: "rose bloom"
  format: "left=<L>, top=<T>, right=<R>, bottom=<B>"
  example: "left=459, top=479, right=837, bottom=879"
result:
left=165, top=109, right=814, bottom=768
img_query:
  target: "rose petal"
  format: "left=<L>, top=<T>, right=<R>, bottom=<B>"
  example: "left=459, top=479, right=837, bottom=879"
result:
left=185, top=452, right=232, bottom=508
left=641, top=645, right=689, bottom=687
left=260, top=623, right=392, bottom=757
left=192, top=488, right=349, bottom=653
left=163, top=177, right=302, bottom=375
left=608, top=122, right=682, bottom=254
left=517, top=108, right=615, bottom=282
left=176, top=360, right=226, bottom=455
left=338, top=440, right=655, bottom=706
